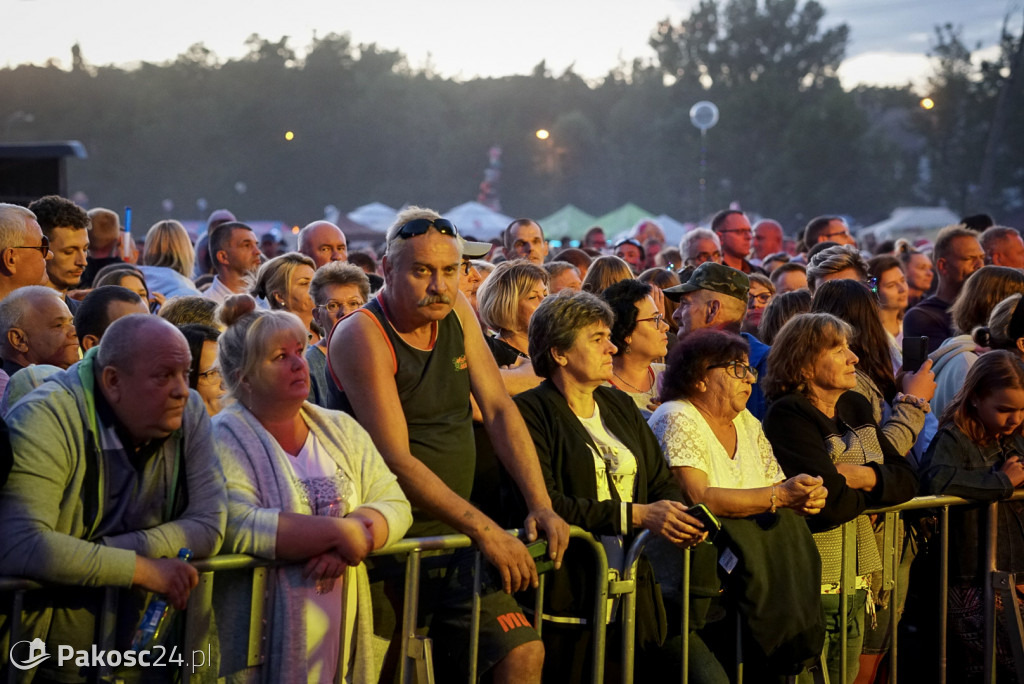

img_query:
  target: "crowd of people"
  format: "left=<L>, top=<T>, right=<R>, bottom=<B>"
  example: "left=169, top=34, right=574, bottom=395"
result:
left=0, top=196, right=1022, bottom=683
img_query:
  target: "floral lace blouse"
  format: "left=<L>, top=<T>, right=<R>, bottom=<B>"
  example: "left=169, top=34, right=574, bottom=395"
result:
left=648, top=399, right=783, bottom=489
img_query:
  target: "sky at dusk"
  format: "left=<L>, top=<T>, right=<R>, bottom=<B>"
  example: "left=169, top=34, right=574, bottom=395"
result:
left=3, top=0, right=1019, bottom=90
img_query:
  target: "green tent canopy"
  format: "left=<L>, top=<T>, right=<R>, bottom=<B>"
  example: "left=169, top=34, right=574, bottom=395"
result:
left=539, top=204, right=597, bottom=241
left=593, top=203, right=658, bottom=237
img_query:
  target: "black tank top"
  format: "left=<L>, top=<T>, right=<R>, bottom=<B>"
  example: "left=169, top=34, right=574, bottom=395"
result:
left=330, top=296, right=474, bottom=536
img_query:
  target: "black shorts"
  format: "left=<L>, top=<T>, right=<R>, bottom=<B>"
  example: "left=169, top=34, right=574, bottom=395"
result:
left=371, top=547, right=540, bottom=681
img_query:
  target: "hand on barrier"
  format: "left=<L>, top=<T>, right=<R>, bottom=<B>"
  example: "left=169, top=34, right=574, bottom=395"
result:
left=304, top=551, right=348, bottom=580
left=635, top=500, right=706, bottom=547
left=1000, top=455, right=1024, bottom=487
left=333, top=516, right=375, bottom=566
left=132, top=556, right=199, bottom=610
left=523, top=507, right=570, bottom=570
left=479, top=527, right=537, bottom=594
left=901, top=358, right=936, bottom=401
left=780, top=474, right=828, bottom=516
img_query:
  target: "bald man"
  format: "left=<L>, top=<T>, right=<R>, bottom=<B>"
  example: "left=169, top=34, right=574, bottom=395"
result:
left=298, top=221, right=348, bottom=269
left=0, top=314, right=226, bottom=680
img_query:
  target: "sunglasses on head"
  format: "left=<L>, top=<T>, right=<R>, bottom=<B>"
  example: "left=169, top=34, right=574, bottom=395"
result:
left=395, top=218, right=460, bottom=240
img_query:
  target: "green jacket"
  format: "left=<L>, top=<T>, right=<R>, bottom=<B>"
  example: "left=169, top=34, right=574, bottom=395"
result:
left=0, top=349, right=226, bottom=681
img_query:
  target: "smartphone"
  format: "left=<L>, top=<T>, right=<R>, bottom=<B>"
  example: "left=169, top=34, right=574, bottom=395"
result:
left=903, top=336, right=929, bottom=373
left=688, top=503, right=721, bottom=542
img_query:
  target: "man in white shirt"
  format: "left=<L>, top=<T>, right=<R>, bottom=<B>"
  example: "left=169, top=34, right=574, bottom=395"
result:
left=203, top=221, right=262, bottom=304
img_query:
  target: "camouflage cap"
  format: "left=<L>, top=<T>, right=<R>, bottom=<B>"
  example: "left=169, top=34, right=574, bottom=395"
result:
left=663, top=262, right=750, bottom=302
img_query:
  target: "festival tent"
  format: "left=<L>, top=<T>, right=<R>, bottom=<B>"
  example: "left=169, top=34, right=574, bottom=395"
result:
left=594, top=203, right=658, bottom=238
left=539, top=204, right=598, bottom=241
left=858, top=206, right=960, bottom=249
left=655, top=214, right=691, bottom=246
left=444, top=201, right=513, bottom=241
left=347, top=202, right=397, bottom=233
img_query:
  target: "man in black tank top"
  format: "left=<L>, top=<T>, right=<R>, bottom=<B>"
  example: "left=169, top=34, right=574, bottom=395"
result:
left=329, top=207, right=568, bottom=683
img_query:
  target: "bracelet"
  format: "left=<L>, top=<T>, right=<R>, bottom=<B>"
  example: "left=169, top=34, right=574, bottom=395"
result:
left=769, top=485, right=778, bottom=514
left=894, top=392, right=931, bottom=413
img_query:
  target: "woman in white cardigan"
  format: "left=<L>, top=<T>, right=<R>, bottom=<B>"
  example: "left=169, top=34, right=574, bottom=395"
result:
left=212, top=295, right=412, bottom=684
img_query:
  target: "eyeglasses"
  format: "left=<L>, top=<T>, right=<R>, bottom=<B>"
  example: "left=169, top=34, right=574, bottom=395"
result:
left=198, top=367, right=222, bottom=384
left=820, top=229, right=851, bottom=240
left=615, top=238, right=643, bottom=250
left=394, top=218, right=459, bottom=240
left=636, top=313, right=666, bottom=327
left=748, top=292, right=772, bottom=306
left=460, top=260, right=475, bottom=276
left=708, top=360, right=758, bottom=381
left=11, top=236, right=49, bottom=257
left=317, top=300, right=363, bottom=315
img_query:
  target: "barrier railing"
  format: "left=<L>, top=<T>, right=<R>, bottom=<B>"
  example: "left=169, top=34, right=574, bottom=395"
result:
left=618, top=491, right=1024, bottom=684
left=1, top=526, right=609, bottom=684
left=5, top=493, right=1024, bottom=684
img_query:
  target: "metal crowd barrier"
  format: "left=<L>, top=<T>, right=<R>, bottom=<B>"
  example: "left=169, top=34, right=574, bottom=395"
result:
left=5, top=493, right=1024, bottom=684
left=618, top=491, right=1024, bottom=684
left=1, top=526, right=610, bottom=684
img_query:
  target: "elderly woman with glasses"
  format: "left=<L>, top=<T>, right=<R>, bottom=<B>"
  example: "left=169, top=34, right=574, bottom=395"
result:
left=513, top=290, right=706, bottom=680
left=762, top=313, right=919, bottom=684
left=648, top=328, right=829, bottom=678
left=601, top=279, right=670, bottom=418
left=305, top=262, right=370, bottom=407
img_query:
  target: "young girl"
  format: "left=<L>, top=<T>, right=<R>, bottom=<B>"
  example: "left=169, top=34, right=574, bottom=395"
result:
left=922, top=350, right=1024, bottom=682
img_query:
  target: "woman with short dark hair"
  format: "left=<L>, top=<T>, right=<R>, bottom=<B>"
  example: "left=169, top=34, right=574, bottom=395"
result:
left=514, top=290, right=704, bottom=680
left=601, top=279, right=670, bottom=418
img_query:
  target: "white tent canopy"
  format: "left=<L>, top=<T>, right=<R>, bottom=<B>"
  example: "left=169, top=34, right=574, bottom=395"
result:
left=443, top=201, right=513, bottom=241
left=859, top=206, right=960, bottom=244
left=347, top=202, right=397, bottom=233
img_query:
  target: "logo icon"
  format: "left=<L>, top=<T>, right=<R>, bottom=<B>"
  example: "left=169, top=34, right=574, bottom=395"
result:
left=10, top=637, right=50, bottom=670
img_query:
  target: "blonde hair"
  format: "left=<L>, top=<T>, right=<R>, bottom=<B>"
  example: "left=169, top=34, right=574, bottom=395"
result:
left=217, top=294, right=308, bottom=399
left=142, top=220, right=195, bottom=278
left=250, top=252, right=316, bottom=311
left=477, top=260, right=548, bottom=333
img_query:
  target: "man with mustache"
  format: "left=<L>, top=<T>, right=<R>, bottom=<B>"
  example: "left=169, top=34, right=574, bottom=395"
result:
left=328, top=206, right=568, bottom=683
left=0, top=314, right=226, bottom=681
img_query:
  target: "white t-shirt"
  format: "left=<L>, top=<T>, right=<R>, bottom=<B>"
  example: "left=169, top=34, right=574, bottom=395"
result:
left=576, top=401, right=638, bottom=577
left=287, top=429, right=357, bottom=684
left=648, top=399, right=783, bottom=489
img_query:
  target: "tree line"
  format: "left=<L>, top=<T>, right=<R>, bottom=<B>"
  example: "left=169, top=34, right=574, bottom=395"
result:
left=2, top=0, right=1021, bottom=234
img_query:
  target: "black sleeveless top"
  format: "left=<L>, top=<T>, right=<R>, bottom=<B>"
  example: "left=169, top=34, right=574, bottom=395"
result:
left=329, top=296, right=474, bottom=536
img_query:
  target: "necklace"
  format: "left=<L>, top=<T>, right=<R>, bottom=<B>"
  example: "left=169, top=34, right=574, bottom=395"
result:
left=613, top=367, right=655, bottom=394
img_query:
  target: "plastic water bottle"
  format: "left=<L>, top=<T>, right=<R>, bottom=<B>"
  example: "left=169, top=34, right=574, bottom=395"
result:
left=130, top=548, right=192, bottom=651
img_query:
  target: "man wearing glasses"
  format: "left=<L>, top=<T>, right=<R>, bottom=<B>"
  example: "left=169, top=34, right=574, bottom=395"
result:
left=712, top=209, right=762, bottom=274
left=0, top=203, right=52, bottom=301
left=329, top=207, right=568, bottom=683
left=803, top=215, right=857, bottom=249
left=664, top=261, right=770, bottom=419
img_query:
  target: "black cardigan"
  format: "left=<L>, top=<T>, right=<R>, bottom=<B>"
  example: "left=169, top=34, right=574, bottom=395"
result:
left=763, top=391, right=919, bottom=534
left=514, top=379, right=685, bottom=534
left=512, top=379, right=693, bottom=633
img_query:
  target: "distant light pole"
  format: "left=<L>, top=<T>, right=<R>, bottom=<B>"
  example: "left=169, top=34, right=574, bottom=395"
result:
left=689, top=101, right=719, bottom=220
